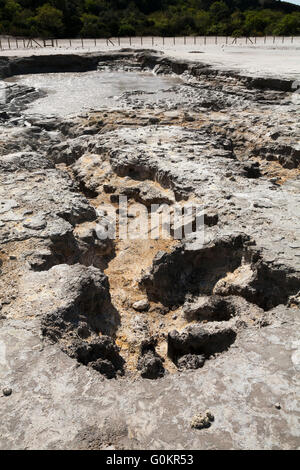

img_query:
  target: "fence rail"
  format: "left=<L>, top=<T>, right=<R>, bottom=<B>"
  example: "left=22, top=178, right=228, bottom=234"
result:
left=0, top=35, right=299, bottom=51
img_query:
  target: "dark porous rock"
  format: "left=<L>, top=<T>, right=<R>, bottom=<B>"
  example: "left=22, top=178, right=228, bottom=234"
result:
left=65, top=336, right=124, bottom=379
left=177, top=353, right=205, bottom=370
left=242, top=161, right=261, bottom=178
left=0, top=111, right=9, bottom=121
left=137, top=338, right=165, bottom=379
left=203, top=210, right=219, bottom=227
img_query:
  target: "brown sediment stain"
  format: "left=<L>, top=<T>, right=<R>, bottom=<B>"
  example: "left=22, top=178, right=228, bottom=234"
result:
left=253, top=157, right=300, bottom=184
left=75, top=161, right=192, bottom=373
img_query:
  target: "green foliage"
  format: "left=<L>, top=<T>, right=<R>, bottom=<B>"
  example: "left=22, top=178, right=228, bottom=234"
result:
left=0, top=0, right=299, bottom=37
left=33, top=3, right=64, bottom=37
left=273, top=12, right=300, bottom=35
left=209, top=1, right=230, bottom=22
left=80, top=12, right=110, bottom=37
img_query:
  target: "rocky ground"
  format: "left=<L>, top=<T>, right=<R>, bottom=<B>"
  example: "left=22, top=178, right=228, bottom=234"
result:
left=0, top=50, right=299, bottom=450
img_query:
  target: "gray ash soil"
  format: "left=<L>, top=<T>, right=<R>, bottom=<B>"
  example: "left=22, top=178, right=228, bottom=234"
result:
left=0, top=50, right=299, bottom=450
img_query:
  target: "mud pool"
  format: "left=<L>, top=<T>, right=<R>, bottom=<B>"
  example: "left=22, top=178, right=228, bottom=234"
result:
left=6, top=70, right=182, bottom=116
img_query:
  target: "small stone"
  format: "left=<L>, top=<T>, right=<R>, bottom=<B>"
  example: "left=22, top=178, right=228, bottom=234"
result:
left=132, top=299, right=150, bottom=312
left=184, top=114, right=195, bottom=122
left=177, top=353, right=205, bottom=370
left=275, top=402, right=281, bottom=410
left=77, top=323, right=91, bottom=339
left=103, top=184, right=116, bottom=194
left=148, top=117, right=160, bottom=125
left=3, top=387, right=12, bottom=396
left=191, top=410, right=214, bottom=430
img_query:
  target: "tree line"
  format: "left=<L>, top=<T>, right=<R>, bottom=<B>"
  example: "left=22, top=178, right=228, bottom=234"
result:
left=0, top=0, right=299, bottom=38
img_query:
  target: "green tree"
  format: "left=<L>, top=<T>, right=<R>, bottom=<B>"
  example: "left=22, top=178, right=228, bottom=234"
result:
left=33, top=3, right=64, bottom=37
left=3, top=0, right=22, bottom=21
left=118, top=22, right=136, bottom=35
left=80, top=12, right=110, bottom=37
left=209, top=1, right=230, bottom=22
left=273, top=12, right=300, bottom=35
left=195, top=10, right=210, bottom=34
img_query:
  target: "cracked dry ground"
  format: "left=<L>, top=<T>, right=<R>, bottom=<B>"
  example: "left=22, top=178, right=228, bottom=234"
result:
left=0, top=51, right=299, bottom=449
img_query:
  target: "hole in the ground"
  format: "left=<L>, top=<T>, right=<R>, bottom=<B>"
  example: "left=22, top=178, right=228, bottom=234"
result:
left=140, top=235, right=300, bottom=311
left=241, top=261, right=300, bottom=311
left=167, top=325, right=237, bottom=366
left=65, top=336, right=125, bottom=379
left=78, top=179, right=99, bottom=199
left=140, top=234, right=252, bottom=307
left=183, top=295, right=237, bottom=322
